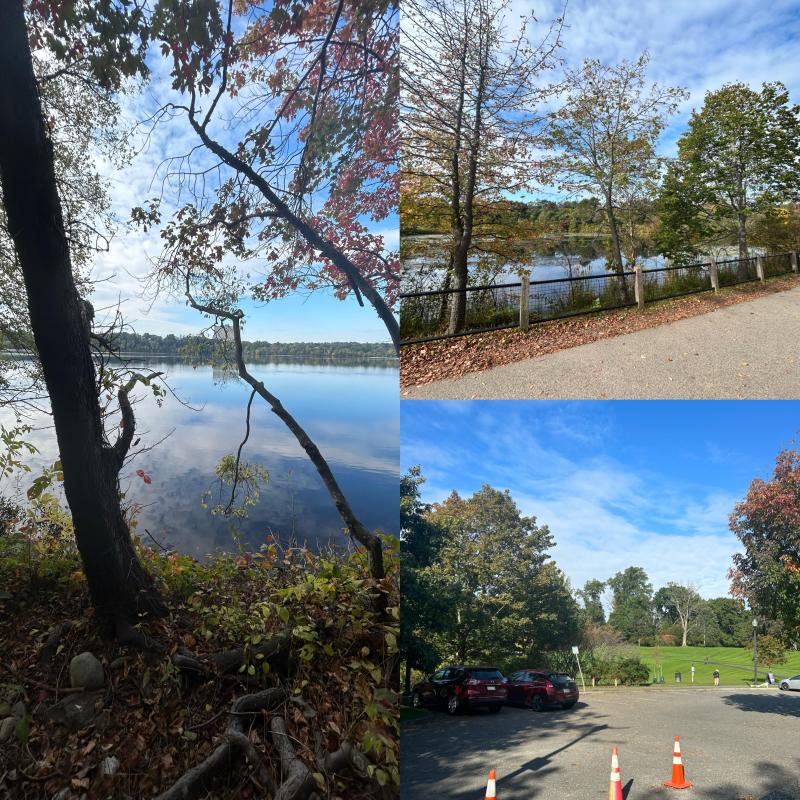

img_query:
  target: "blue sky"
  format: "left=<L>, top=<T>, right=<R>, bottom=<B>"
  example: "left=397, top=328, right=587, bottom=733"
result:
left=401, top=400, right=800, bottom=600
left=512, top=0, right=800, bottom=199
left=87, top=22, right=397, bottom=342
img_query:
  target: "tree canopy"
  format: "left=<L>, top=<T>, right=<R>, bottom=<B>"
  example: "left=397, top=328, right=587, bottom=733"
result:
left=730, top=449, right=800, bottom=641
left=657, top=82, right=800, bottom=265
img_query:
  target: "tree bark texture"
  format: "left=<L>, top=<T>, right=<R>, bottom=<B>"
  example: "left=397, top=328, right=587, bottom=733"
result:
left=737, top=209, right=750, bottom=280
left=0, top=1, right=166, bottom=630
left=604, top=196, right=631, bottom=302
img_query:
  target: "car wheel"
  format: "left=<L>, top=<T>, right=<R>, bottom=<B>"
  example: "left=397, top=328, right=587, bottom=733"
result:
left=412, top=692, right=423, bottom=708
left=530, top=695, right=544, bottom=712
left=780, top=682, right=789, bottom=691
left=488, top=704, right=502, bottom=714
left=447, top=695, right=461, bottom=715
left=562, top=702, right=576, bottom=710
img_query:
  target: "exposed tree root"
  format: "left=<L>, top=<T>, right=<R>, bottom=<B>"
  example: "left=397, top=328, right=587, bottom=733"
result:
left=171, top=632, right=291, bottom=677
left=155, top=682, right=377, bottom=800
left=271, top=716, right=316, bottom=800
left=154, top=687, right=286, bottom=800
left=292, top=696, right=373, bottom=782
left=115, top=618, right=167, bottom=654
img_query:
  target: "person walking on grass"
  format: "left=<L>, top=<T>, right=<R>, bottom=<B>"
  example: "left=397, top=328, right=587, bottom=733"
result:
left=713, top=669, right=720, bottom=686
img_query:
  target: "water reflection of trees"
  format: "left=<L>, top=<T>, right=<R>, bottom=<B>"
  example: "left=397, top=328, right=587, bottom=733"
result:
left=401, top=234, right=667, bottom=293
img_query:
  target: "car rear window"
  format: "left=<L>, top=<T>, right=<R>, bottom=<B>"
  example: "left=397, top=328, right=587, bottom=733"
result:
left=468, top=669, right=504, bottom=680
left=548, top=674, right=574, bottom=684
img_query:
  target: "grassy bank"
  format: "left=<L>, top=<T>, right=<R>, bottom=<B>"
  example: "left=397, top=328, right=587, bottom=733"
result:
left=638, top=645, right=800, bottom=686
left=0, top=498, right=399, bottom=799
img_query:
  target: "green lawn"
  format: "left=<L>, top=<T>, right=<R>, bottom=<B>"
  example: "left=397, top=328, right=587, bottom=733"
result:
left=638, top=645, right=800, bottom=686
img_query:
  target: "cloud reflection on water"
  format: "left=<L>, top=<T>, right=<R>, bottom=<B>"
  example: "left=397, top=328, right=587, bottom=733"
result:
left=1, top=357, right=399, bottom=558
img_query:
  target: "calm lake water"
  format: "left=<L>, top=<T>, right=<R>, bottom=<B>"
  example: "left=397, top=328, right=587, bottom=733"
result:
left=401, top=235, right=756, bottom=292
left=0, top=356, right=399, bottom=558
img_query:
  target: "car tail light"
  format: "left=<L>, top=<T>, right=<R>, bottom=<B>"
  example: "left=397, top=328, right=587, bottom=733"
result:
left=545, top=681, right=554, bottom=689
left=466, top=679, right=479, bottom=685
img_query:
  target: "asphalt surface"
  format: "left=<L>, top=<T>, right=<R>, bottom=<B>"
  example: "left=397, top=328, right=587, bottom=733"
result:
left=400, top=688, right=800, bottom=800
left=402, top=287, right=800, bottom=399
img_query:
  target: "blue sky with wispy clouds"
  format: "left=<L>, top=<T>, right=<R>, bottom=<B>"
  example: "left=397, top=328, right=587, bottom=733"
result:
left=515, top=0, right=800, bottom=197
left=401, top=400, right=800, bottom=600
left=89, top=32, right=397, bottom=341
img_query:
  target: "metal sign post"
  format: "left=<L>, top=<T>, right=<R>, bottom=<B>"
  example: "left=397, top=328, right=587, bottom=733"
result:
left=572, top=645, right=586, bottom=692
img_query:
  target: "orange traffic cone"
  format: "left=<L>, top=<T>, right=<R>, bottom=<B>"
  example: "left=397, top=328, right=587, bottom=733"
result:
left=608, top=747, right=623, bottom=800
left=484, top=768, right=497, bottom=800
left=663, top=736, right=693, bottom=789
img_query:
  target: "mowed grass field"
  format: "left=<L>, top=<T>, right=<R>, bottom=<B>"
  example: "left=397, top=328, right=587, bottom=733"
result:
left=638, top=645, right=800, bottom=685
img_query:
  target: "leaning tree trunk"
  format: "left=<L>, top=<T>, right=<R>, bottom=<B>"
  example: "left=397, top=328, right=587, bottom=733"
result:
left=0, top=1, right=167, bottom=635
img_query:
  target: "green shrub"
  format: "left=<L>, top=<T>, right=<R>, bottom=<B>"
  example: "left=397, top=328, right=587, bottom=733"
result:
left=617, top=657, right=651, bottom=685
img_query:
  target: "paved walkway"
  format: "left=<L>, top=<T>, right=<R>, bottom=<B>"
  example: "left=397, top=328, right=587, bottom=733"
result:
left=402, top=287, right=800, bottom=399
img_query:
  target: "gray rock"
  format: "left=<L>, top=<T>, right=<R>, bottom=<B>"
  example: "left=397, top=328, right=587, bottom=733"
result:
left=69, top=652, right=104, bottom=690
left=45, top=691, right=102, bottom=731
left=10, top=701, right=25, bottom=718
left=109, top=657, right=127, bottom=671
left=100, top=756, right=120, bottom=776
left=0, top=716, right=16, bottom=741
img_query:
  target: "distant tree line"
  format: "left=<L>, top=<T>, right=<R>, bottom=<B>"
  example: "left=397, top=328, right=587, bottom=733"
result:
left=576, top=566, right=794, bottom=672
left=1, top=330, right=396, bottom=359
left=401, top=465, right=799, bottom=693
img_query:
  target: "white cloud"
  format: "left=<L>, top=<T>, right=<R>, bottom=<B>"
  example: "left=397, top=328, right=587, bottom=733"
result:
left=403, top=408, right=743, bottom=598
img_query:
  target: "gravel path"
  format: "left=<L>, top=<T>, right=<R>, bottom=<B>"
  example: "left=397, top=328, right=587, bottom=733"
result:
left=402, top=287, right=800, bottom=399
left=400, top=688, right=800, bottom=800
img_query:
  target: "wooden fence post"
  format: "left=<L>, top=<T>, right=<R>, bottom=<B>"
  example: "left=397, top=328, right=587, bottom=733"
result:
left=634, top=263, right=644, bottom=309
left=519, top=270, right=529, bottom=331
left=756, top=255, right=765, bottom=282
left=709, top=255, right=719, bottom=292
left=791, top=251, right=798, bottom=273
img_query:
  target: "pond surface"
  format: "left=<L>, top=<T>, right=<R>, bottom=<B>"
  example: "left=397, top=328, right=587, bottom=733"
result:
left=401, top=235, right=754, bottom=292
left=0, top=356, right=399, bottom=558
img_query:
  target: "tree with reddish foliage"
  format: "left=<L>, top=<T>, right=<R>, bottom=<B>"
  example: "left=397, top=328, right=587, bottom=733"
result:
left=142, top=0, right=399, bottom=350
left=1, top=0, right=397, bottom=639
left=729, top=449, right=800, bottom=640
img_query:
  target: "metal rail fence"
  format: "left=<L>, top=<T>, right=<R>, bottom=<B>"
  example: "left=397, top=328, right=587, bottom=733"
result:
left=399, top=251, right=800, bottom=346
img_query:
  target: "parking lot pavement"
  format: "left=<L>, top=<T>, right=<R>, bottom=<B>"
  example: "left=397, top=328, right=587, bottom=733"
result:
left=400, top=688, right=800, bottom=800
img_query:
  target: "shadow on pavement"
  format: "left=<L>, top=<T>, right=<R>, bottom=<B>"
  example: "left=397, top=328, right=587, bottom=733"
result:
left=687, top=758, right=800, bottom=800
left=497, top=721, right=609, bottom=788
left=401, top=703, right=618, bottom=800
left=721, top=692, right=800, bottom=717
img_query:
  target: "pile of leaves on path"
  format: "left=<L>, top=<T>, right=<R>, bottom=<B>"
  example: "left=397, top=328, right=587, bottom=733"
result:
left=0, top=496, right=399, bottom=799
left=400, top=274, right=800, bottom=389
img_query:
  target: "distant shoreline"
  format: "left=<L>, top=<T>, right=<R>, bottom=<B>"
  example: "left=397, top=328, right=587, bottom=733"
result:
left=3, top=350, right=398, bottom=361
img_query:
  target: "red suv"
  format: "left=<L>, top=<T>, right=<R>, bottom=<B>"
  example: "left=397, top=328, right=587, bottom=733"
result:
left=507, top=669, right=579, bottom=710
left=412, top=666, right=507, bottom=715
